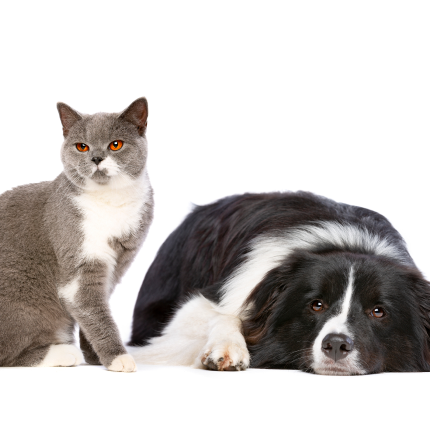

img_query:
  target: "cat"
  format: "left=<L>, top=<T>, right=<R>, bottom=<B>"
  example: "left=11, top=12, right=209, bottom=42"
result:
left=0, top=98, right=153, bottom=372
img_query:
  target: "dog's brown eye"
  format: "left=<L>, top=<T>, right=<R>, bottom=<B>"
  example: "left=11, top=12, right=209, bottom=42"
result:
left=76, top=143, right=89, bottom=152
left=371, top=307, right=386, bottom=318
left=109, top=140, right=123, bottom=151
left=311, top=300, right=324, bottom=312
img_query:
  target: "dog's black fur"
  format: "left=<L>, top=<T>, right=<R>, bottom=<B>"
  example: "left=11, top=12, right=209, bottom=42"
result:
left=130, top=192, right=430, bottom=374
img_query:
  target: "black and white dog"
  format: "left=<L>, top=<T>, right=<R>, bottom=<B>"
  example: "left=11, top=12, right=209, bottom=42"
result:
left=129, top=192, right=430, bottom=375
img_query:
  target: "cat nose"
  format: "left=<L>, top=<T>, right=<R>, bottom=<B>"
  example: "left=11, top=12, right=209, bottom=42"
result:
left=321, top=333, right=354, bottom=362
left=91, top=157, right=104, bottom=165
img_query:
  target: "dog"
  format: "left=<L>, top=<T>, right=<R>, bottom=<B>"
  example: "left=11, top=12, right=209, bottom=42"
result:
left=129, top=191, right=430, bottom=375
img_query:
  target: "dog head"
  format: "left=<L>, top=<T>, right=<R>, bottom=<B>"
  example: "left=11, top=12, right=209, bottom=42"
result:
left=243, top=250, right=430, bottom=375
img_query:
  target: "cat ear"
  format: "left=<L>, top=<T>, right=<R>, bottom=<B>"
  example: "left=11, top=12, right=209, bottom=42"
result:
left=57, top=102, right=82, bottom=138
left=119, top=97, right=148, bottom=136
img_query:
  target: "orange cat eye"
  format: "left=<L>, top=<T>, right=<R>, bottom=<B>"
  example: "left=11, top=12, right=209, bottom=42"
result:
left=76, top=143, right=89, bottom=152
left=109, top=140, right=123, bottom=151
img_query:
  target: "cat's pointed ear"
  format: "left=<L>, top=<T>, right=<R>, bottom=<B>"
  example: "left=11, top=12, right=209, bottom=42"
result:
left=57, top=102, right=82, bottom=138
left=119, top=97, right=148, bottom=136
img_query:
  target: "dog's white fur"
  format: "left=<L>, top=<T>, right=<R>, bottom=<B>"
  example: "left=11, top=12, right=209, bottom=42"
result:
left=130, top=295, right=249, bottom=370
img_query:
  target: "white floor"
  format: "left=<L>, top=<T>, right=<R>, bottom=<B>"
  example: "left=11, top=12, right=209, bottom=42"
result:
left=2, top=363, right=428, bottom=430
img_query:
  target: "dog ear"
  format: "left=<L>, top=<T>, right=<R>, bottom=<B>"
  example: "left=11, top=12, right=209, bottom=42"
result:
left=241, top=255, right=303, bottom=346
left=242, top=278, right=284, bottom=346
left=242, top=250, right=314, bottom=348
left=243, top=251, right=315, bottom=346
left=403, top=268, right=430, bottom=368
left=412, top=273, right=430, bottom=366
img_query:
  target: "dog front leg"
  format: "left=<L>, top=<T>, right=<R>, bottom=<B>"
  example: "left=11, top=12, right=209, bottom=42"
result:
left=198, top=312, right=250, bottom=371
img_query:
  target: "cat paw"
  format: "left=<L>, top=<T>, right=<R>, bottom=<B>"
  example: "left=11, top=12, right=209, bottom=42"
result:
left=107, top=354, right=137, bottom=373
left=38, top=344, right=84, bottom=367
left=200, top=342, right=250, bottom=371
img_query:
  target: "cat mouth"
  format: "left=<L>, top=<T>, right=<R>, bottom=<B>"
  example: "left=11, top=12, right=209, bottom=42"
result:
left=91, top=169, right=110, bottom=184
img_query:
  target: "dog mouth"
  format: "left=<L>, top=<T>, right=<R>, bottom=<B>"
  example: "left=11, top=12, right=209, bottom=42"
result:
left=313, top=366, right=361, bottom=376
left=312, top=357, right=366, bottom=376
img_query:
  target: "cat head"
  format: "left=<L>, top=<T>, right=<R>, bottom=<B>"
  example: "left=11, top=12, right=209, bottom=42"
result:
left=58, top=98, right=148, bottom=190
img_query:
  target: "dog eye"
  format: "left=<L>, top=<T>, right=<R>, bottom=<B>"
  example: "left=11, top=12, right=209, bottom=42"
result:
left=109, top=140, right=123, bottom=151
left=370, top=307, right=386, bottom=318
left=311, top=300, right=324, bottom=312
left=76, top=143, right=89, bottom=152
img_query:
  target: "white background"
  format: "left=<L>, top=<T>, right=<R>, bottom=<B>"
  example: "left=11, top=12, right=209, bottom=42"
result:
left=1, top=1, right=429, bottom=429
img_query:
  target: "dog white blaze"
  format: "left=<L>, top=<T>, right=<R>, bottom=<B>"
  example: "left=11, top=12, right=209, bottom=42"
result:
left=311, top=267, right=365, bottom=375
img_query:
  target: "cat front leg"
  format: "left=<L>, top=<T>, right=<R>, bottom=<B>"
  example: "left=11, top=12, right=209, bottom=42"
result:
left=60, top=260, right=136, bottom=372
left=79, top=329, right=101, bottom=365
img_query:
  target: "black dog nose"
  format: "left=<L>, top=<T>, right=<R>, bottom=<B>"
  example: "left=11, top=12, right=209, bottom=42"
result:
left=91, top=157, right=104, bottom=165
left=322, top=333, right=354, bottom=362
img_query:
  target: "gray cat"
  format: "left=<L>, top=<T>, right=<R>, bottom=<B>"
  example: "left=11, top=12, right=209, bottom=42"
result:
left=0, top=98, right=153, bottom=372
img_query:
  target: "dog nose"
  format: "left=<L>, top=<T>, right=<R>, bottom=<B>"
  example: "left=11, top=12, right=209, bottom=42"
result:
left=322, top=333, right=354, bottom=362
left=91, top=157, right=104, bottom=165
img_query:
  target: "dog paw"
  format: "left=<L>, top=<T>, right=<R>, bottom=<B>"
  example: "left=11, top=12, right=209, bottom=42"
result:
left=200, top=342, right=250, bottom=371
left=107, top=354, right=137, bottom=373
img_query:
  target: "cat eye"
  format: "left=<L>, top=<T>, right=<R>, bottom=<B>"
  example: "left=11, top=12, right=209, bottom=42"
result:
left=76, top=143, right=89, bottom=152
left=109, top=140, right=123, bottom=151
left=370, top=307, right=386, bottom=318
left=311, top=300, right=324, bottom=312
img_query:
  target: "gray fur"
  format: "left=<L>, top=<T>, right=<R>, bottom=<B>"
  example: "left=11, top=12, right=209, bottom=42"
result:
left=0, top=98, right=153, bottom=369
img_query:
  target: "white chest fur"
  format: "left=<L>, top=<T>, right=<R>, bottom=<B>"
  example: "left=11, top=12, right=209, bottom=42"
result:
left=73, top=170, right=151, bottom=268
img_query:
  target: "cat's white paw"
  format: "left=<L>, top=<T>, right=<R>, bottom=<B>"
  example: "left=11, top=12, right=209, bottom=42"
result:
left=37, top=344, right=84, bottom=367
left=200, top=341, right=250, bottom=371
left=108, top=354, right=137, bottom=373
